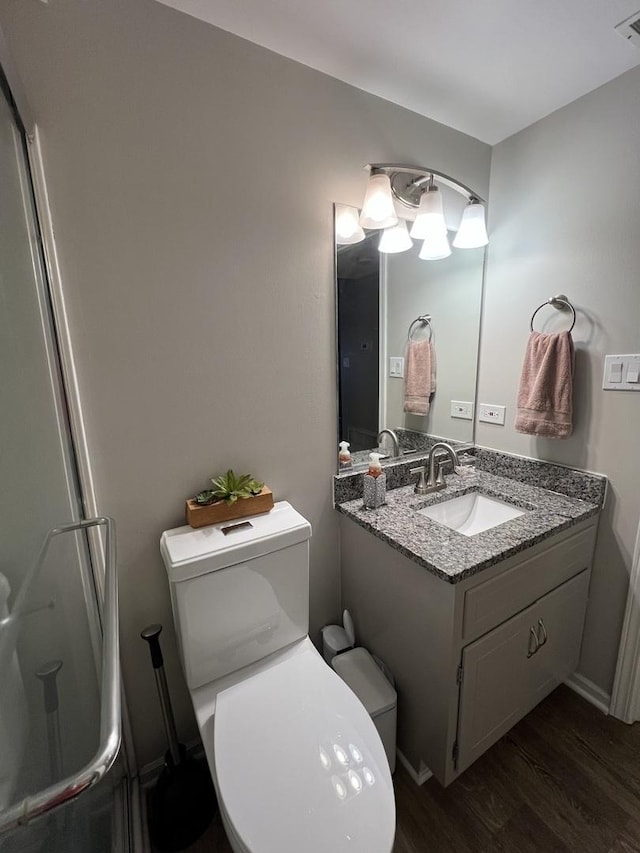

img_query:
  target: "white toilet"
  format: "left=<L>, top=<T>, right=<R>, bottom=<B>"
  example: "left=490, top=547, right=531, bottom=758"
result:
left=161, top=501, right=395, bottom=853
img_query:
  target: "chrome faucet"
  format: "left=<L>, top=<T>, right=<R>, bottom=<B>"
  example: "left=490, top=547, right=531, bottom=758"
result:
left=377, top=429, right=401, bottom=458
left=411, top=442, right=460, bottom=495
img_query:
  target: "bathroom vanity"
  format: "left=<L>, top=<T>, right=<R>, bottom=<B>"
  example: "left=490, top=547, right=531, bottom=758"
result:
left=335, top=456, right=605, bottom=786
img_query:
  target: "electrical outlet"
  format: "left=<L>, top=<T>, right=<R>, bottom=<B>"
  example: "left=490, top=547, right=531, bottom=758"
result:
left=389, top=357, right=404, bottom=378
left=450, top=400, right=474, bottom=420
left=478, top=404, right=506, bottom=425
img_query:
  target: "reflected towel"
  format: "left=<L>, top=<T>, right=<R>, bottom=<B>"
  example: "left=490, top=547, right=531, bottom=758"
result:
left=404, top=340, right=436, bottom=416
left=515, top=330, right=574, bottom=438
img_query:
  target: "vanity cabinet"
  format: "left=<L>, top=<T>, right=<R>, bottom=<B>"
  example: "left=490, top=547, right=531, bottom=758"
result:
left=339, top=515, right=598, bottom=786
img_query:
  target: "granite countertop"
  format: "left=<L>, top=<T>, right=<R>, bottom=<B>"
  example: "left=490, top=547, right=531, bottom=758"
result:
left=335, top=469, right=601, bottom=584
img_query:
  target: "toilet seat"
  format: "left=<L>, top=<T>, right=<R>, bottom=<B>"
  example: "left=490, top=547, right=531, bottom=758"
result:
left=212, top=641, right=395, bottom=853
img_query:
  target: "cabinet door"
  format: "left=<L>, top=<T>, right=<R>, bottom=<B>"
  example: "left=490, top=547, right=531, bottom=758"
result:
left=455, top=569, right=590, bottom=775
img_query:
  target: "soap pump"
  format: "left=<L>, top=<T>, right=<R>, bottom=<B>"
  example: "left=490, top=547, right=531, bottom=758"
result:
left=363, top=452, right=386, bottom=509
left=338, top=440, right=353, bottom=469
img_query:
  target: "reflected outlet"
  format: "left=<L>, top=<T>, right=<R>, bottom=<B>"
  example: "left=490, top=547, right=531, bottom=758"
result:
left=450, top=401, right=474, bottom=420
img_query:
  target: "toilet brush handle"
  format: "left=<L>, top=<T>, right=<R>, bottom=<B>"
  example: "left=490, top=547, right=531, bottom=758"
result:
left=141, top=624, right=182, bottom=767
left=140, top=623, right=164, bottom=669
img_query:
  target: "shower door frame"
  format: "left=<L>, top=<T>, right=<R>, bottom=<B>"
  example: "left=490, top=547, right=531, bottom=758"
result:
left=610, top=520, right=640, bottom=723
left=0, top=21, right=140, bottom=836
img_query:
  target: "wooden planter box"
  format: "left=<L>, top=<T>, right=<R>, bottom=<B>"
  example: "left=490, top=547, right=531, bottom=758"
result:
left=185, top=486, right=274, bottom=529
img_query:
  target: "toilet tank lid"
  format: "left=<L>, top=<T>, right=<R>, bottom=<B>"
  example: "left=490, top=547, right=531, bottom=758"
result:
left=161, top=501, right=312, bottom=582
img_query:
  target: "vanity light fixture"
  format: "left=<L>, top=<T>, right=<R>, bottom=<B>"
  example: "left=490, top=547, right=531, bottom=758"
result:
left=419, top=231, right=452, bottom=260
left=352, top=164, right=488, bottom=260
left=409, top=179, right=447, bottom=241
left=452, top=198, right=489, bottom=248
left=358, top=171, right=398, bottom=230
left=335, top=204, right=366, bottom=245
left=378, top=219, right=413, bottom=254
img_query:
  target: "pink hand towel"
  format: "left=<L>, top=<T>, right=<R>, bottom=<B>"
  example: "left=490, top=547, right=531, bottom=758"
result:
left=515, top=330, right=574, bottom=438
left=404, top=340, right=436, bottom=415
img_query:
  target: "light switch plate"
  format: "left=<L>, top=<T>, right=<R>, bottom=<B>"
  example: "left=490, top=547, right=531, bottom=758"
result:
left=389, top=356, right=404, bottom=378
left=450, top=400, right=474, bottom=420
left=603, top=354, right=640, bottom=390
left=478, top=403, right=506, bottom=425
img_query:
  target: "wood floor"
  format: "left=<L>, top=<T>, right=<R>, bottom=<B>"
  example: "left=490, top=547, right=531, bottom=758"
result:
left=171, top=686, right=640, bottom=852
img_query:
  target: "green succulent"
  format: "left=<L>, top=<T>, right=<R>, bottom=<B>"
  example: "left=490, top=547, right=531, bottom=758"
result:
left=204, top=469, right=264, bottom=505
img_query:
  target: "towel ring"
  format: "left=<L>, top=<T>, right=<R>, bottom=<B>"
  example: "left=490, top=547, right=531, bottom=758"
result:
left=530, top=294, right=576, bottom=333
left=408, top=314, right=432, bottom=343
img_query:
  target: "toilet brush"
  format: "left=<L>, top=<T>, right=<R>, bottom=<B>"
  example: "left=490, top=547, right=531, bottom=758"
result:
left=35, top=659, right=64, bottom=785
left=141, top=624, right=217, bottom=851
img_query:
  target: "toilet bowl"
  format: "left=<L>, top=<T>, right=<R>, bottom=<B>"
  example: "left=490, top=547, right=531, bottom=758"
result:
left=192, top=638, right=394, bottom=853
left=161, top=502, right=395, bottom=853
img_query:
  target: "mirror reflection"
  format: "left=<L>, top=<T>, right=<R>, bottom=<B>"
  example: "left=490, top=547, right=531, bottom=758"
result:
left=336, top=199, right=485, bottom=466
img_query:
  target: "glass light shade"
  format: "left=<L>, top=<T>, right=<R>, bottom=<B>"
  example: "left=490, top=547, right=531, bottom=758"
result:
left=452, top=201, right=489, bottom=248
left=359, top=173, right=398, bottom=230
left=419, top=231, right=451, bottom=260
left=410, top=187, right=447, bottom=240
left=378, top=220, right=413, bottom=254
left=335, top=204, right=365, bottom=245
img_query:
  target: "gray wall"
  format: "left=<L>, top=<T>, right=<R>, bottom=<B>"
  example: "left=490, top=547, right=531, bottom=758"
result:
left=479, top=66, right=640, bottom=694
left=0, top=0, right=491, bottom=766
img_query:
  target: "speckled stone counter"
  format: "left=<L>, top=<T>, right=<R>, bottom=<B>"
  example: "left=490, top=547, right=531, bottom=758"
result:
left=335, top=468, right=604, bottom=584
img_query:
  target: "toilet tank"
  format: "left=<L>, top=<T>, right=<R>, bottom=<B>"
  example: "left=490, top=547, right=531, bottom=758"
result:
left=161, top=501, right=312, bottom=689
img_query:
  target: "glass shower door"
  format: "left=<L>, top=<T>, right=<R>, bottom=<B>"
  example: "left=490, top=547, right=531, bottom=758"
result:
left=0, top=75, right=129, bottom=851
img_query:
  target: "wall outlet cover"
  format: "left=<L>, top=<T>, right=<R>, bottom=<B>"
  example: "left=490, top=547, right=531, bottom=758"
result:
left=602, top=354, right=640, bottom=390
left=389, top=356, right=404, bottom=378
left=478, top=404, right=506, bottom=425
left=450, top=400, right=474, bottom=420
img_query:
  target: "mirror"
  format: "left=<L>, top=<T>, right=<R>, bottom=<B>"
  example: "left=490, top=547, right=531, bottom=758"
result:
left=336, top=201, right=485, bottom=464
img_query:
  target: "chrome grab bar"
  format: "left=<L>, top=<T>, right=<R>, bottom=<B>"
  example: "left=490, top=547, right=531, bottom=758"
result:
left=0, top=517, right=120, bottom=836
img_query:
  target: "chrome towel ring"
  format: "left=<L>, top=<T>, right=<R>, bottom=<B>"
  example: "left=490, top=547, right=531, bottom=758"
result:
left=530, top=294, right=576, bottom=333
left=408, top=314, right=433, bottom=343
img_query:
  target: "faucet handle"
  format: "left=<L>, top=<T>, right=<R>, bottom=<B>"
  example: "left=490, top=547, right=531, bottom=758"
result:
left=410, top=466, right=429, bottom=495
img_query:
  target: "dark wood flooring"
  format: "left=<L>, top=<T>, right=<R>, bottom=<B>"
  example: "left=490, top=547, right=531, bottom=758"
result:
left=175, top=686, right=640, bottom=852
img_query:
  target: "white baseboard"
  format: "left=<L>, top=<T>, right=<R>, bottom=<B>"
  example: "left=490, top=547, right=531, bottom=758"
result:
left=564, top=671, right=611, bottom=716
left=396, top=749, right=433, bottom=786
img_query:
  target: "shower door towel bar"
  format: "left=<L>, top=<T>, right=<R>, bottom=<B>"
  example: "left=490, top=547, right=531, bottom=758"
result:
left=408, top=314, right=433, bottom=342
left=0, top=516, right=120, bottom=836
left=530, top=294, right=576, bottom=333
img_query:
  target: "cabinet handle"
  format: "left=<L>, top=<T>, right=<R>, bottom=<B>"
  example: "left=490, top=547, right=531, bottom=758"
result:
left=527, top=625, right=539, bottom=658
left=537, top=618, right=548, bottom=647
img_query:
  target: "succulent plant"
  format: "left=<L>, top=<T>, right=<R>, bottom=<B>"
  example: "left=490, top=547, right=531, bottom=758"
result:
left=195, top=470, right=264, bottom=506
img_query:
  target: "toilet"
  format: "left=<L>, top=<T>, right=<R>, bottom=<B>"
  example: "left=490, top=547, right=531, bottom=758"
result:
left=161, top=501, right=395, bottom=853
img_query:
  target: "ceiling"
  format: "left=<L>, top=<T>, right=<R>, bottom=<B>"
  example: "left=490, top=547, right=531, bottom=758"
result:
left=156, top=0, right=640, bottom=144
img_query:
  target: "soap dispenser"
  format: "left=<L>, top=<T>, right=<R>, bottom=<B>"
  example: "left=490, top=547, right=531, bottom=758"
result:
left=363, top=452, right=386, bottom=509
left=338, top=440, right=353, bottom=470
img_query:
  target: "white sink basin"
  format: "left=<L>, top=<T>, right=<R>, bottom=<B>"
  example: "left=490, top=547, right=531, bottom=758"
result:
left=417, top=492, right=525, bottom=536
